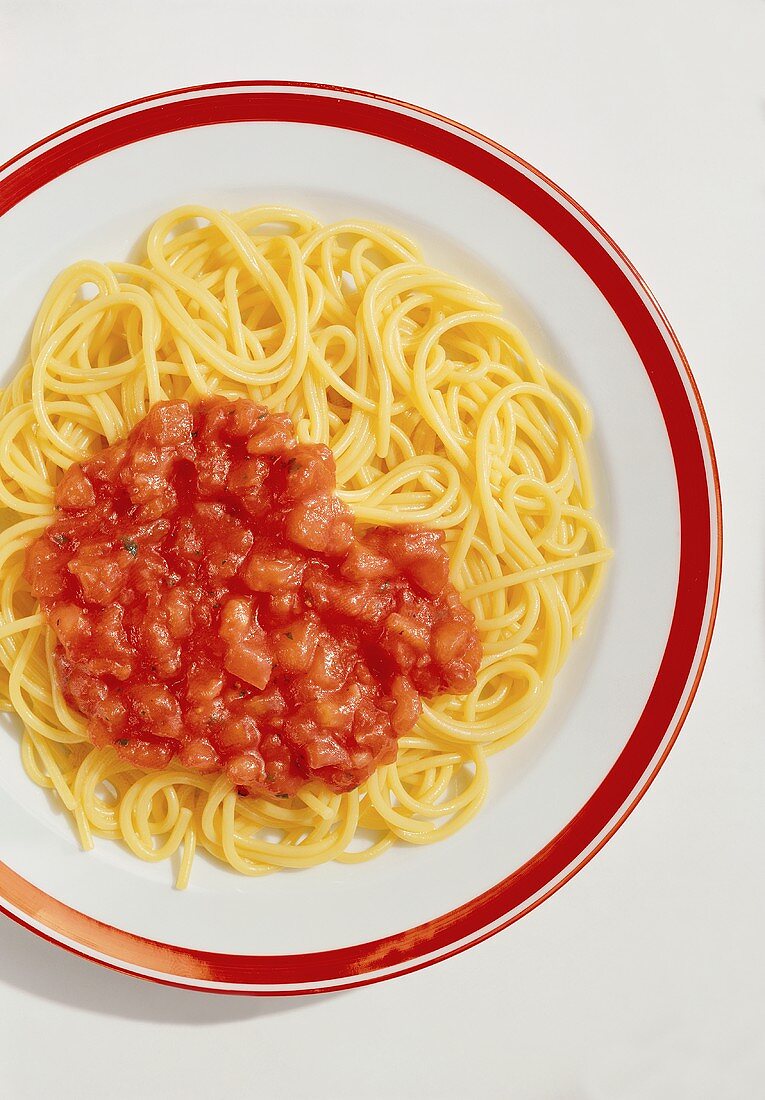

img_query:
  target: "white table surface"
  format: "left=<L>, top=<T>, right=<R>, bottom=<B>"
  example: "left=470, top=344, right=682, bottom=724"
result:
left=0, top=1, right=762, bottom=1096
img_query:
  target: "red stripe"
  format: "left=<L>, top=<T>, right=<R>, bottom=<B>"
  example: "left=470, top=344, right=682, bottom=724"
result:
left=0, top=86, right=720, bottom=989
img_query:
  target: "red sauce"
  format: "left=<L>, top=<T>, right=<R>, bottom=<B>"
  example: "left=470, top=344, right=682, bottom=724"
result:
left=26, top=398, right=482, bottom=796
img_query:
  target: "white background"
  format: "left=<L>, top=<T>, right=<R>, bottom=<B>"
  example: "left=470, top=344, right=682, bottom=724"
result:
left=0, top=1, right=762, bottom=1096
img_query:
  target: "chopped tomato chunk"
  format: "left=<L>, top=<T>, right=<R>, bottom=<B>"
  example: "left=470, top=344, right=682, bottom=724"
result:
left=224, top=643, right=273, bottom=690
left=243, top=540, right=305, bottom=592
left=67, top=543, right=129, bottom=605
left=227, top=750, right=267, bottom=787
left=179, top=738, right=220, bottom=772
left=285, top=493, right=354, bottom=556
left=129, top=684, right=184, bottom=740
left=55, top=464, right=96, bottom=510
left=245, top=411, right=295, bottom=455
left=272, top=618, right=320, bottom=674
left=390, top=674, right=422, bottom=734
left=216, top=715, right=261, bottom=752
left=282, top=445, right=336, bottom=501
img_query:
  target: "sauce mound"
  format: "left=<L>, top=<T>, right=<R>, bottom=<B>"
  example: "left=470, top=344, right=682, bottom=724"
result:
left=26, top=399, right=482, bottom=796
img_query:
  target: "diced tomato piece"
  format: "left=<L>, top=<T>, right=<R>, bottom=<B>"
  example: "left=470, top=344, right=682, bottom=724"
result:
left=85, top=441, right=128, bottom=484
left=304, top=735, right=352, bottom=771
left=130, top=518, right=171, bottom=544
left=271, top=617, right=320, bottom=674
left=219, top=597, right=255, bottom=643
left=234, top=684, right=287, bottom=720
left=205, top=520, right=253, bottom=580
left=216, top=716, right=261, bottom=752
left=304, top=633, right=351, bottom=692
left=196, top=441, right=231, bottom=495
left=227, top=750, right=267, bottom=787
left=57, top=656, right=107, bottom=716
left=431, top=617, right=472, bottom=666
left=187, top=665, right=225, bottom=703
left=50, top=602, right=91, bottom=649
left=267, top=591, right=302, bottom=621
left=140, top=613, right=181, bottom=679
left=185, top=693, right=228, bottom=737
left=285, top=493, right=353, bottom=555
left=224, top=642, right=273, bottom=690
left=55, top=464, right=96, bottom=510
left=227, top=456, right=269, bottom=495
left=383, top=610, right=431, bottom=652
left=180, top=738, right=220, bottom=772
left=129, top=684, right=184, bottom=740
left=130, top=548, right=167, bottom=596
left=92, top=692, right=128, bottom=735
left=172, top=516, right=203, bottom=559
left=160, top=585, right=194, bottom=640
left=259, top=734, right=301, bottom=793
left=243, top=541, right=305, bottom=591
left=340, top=540, right=395, bottom=582
left=367, top=526, right=449, bottom=595
left=26, top=539, right=68, bottom=600
left=313, top=683, right=361, bottom=732
left=140, top=400, right=194, bottom=447
left=220, top=399, right=269, bottom=439
left=282, top=444, right=336, bottom=501
left=390, top=675, right=421, bottom=734
left=351, top=704, right=394, bottom=756
left=246, top=412, right=296, bottom=455
left=303, top=567, right=393, bottom=623
left=88, top=605, right=134, bottom=680
left=68, top=543, right=128, bottom=604
left=121, top=441, right=175, bottom=505
left=441, top=634, right=482, bottom=694
left=116, top=736, right=176, bottom=769
left=88, top=717, right=114, bottom=747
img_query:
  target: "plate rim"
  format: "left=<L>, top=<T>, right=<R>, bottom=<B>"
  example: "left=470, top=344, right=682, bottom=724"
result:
left=0, top=81, right=722, bottom=995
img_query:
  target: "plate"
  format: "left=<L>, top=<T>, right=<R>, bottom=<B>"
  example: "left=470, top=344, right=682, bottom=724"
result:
left=0, top=82, right=721, bottom=994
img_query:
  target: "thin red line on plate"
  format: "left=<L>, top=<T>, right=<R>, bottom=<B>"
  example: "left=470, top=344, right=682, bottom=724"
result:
left=0, top=84, right=721, bottom=992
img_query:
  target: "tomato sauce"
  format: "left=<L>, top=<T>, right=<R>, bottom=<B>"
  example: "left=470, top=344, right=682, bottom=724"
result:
left=26, top=398, right=482, bottom=796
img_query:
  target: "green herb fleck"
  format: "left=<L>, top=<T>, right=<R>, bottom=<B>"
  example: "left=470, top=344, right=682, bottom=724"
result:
left=122, top=538, right=138, bottom=557
left=285, top=631, right=293, bottom=640
left=51, top=533, right=69, bottom=547
left=116, top=738, right=129, bottom=746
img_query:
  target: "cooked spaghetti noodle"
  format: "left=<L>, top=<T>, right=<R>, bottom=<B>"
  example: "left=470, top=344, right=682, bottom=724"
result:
left=0, top=205, right=610, bottom=885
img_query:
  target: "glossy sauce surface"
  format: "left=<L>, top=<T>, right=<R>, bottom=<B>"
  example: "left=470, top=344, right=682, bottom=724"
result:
left=26, top=399, right=481, bottom=795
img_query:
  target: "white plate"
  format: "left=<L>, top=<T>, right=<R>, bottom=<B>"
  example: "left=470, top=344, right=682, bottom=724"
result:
left=0, top=83, right=720, bottom=994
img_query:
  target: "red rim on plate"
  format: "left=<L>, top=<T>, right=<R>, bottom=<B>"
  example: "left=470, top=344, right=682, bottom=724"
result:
left=0, top=82, right=722, bottom=994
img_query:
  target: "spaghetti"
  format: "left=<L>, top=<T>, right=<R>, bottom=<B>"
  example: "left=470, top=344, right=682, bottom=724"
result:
left=0, top=205, right=610, bottom=885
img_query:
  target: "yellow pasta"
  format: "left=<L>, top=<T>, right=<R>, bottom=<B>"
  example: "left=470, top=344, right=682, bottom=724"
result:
left=0, top=205, right=610, bottom=886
